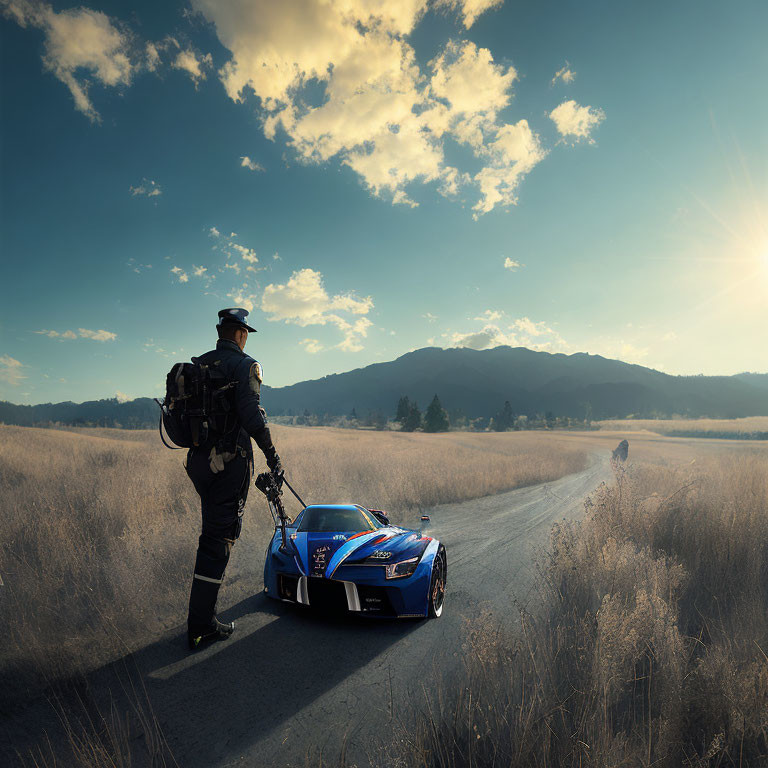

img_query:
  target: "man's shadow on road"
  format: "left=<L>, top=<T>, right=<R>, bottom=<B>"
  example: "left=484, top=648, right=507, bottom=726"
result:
left=121, top=591, right=421, bottom=766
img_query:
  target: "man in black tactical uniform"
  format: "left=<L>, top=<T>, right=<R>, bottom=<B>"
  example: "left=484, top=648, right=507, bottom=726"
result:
left=185, top=307, right=283, bottom=650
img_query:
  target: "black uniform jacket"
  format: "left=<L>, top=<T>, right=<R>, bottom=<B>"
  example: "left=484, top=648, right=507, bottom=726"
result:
left=195, top=338, right=278, bottom=466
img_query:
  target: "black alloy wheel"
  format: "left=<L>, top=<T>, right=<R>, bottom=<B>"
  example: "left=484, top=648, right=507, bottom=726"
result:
left=428, top=546, right=447, bottom=618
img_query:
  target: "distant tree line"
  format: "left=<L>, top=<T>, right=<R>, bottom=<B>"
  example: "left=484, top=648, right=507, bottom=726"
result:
left=0, top=397, right=158, bottom=429
left=390, top=395, right=597, bottom=433
left=394, top=395, right=450, bottom=432
left=0, top=393, right=598, bottom=434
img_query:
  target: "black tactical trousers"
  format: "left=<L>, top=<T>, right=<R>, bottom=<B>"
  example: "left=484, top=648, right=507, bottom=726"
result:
left=185, top=446, right=252, bottom=631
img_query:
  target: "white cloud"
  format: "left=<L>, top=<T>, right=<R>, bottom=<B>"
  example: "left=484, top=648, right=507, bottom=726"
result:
left=130, top=178, right=162, bottom=197
left=115, top=390, right=133, bottom=402
left=171, top=266, right=189, bottom=283
left=36, top=328, right=114, bottom=341
left=193, top=265, right=207, bottom=277
left=240, top=156, right=264, bottom=172
left=36, top=329, right=78, bottom=339
left=78, top=328, right=117, bottom=341
left=216, top=233, right=260, bottom=266
left=127, top=258, right=152, bottom=273
left=445, top=312, right=568, bottom=352
left=447, top=324, right=516, bottom=350
left=423, top=312, right=438, bottom=322
left=442, top=319, right=665, bottom=365
left=336, top=316, right=373, bottom=352
left=429, top=39, right=517, bottom=145
left=503, top=257, right=523, bottom=271
left=172, top=47, right=212, bottom=86
left=227, top=286, right=258, bottom=312
left=145, top=41, right=161, bottom=72
left=474, top=309, right=502, bottom=322
left=549, top=99, right=605, bottom=143
left=472, top=119, right=547, bottom=216
left=262, top=269, right=372, bottom=324
left=435, top=0, right=504, bottom=29
left=230, top=243, right=258, bottom=263
left=551, top=63, right=576, bottom=86
left=190, top=1, right=546, bottom=216
left=662, top=331, right=678, bottom=342
left=3, top=0, right=133, bottom=121
left=512, top=317, right=551, bottom=336
left=0, top=355, right=26, bottom=386
left=300, top=338, right=324, bottom=354
left=261, top=268, right=374, bottom=351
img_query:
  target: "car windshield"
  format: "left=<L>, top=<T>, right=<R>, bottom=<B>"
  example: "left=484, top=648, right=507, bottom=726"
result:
left=297, top=506, right=382, bottom=533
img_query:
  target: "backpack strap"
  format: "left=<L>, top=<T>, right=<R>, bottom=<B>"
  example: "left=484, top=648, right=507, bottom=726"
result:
left=154, top=397, right=184, bottom=450
left=159, top=412, right=184, bottom=449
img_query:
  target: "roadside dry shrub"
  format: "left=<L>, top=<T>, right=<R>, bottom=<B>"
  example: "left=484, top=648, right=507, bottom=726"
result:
left=385, top=449, right=768, bottom=767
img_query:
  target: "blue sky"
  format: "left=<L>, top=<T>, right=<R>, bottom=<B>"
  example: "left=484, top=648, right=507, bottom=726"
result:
left=1, top=0, right=766, bottom=404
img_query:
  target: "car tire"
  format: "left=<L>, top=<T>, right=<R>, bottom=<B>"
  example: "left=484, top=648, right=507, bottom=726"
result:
left=428, top=545, right=447, bottom=618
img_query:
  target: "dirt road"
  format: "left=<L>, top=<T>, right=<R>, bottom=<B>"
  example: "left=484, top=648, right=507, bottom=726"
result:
left=3, top=456, right=610, bottom=767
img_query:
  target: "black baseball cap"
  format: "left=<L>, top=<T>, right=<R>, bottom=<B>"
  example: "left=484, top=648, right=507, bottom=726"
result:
left=217, top=307, right=257, bottom=333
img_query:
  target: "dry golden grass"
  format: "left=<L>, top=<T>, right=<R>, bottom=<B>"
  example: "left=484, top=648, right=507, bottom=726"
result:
left=597, top=416, right=768, bottom=439
left=0, top=424, right=588, bottom=707
left=386, top=443, right=768, bottom=767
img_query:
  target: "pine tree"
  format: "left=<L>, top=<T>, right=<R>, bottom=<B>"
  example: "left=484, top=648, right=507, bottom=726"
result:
left=402, top=402, right=422, bottom=432
left=492, top=400, right=515, bottom=431
left=424, top=394, right=450, bottom=432
left=395, top=395, right=410, bottom=423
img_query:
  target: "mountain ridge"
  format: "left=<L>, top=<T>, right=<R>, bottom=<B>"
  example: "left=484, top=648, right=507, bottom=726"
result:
left=259, top=345, right=768, bottom=419
left=2, top=345, right=764, bottom=428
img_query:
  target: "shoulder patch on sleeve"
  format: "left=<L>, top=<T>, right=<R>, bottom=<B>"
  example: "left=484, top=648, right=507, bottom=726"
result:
left=249, top=361, right=263, bottom=394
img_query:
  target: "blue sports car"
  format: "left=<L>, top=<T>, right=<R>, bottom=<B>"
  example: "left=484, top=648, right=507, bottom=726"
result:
left=263, top=504, right=447, bottom=618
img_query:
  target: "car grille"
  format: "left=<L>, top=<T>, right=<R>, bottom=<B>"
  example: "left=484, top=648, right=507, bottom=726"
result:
left=306, top=577, right=349, bottom=613
left=278, top=575, right=400, bottom=616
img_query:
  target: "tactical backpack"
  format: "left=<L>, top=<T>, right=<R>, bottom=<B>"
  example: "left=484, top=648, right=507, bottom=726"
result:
left=156, top=359, right=237, bottom=449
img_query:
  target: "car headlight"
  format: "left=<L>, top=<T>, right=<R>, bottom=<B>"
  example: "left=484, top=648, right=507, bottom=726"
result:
left=384, top=556, right=419, bottom=579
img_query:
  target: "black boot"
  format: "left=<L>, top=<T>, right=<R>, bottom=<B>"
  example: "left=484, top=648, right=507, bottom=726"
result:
left=187, top=533, right=232, bottom=632
left=188, top=617, right=235, bottom=650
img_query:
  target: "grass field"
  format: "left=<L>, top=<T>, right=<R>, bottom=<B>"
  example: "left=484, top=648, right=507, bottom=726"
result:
left=597, top=416, right=768, bottom=440
left=0, top=423, right=589, bottom=706
left=5, top=424, right=767, bottom=767
left=384, top=442, right=768, bottom=767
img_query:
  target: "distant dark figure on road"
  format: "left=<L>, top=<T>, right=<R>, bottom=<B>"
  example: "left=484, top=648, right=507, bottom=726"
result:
left=182, top=308, right=283, bottom=650
left=612, top=439, right=629, bottom=462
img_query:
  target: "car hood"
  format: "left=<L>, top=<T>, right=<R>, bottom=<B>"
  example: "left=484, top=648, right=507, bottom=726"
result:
left=292, top=526, right=431, bottom=578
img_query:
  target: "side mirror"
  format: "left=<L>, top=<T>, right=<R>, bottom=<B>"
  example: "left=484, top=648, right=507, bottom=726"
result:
left=370, top=509, right=390, bottom=525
